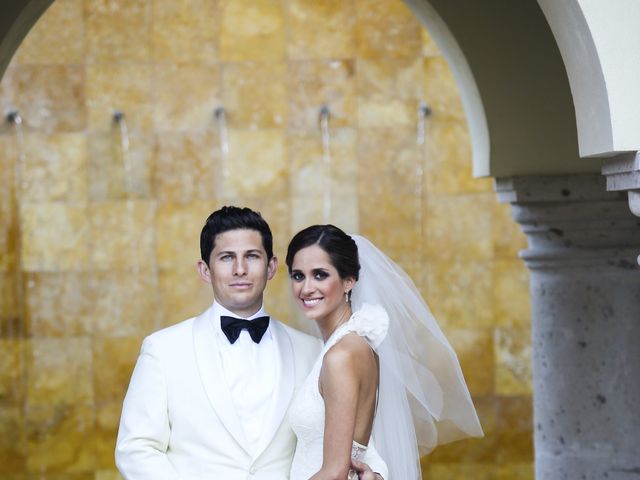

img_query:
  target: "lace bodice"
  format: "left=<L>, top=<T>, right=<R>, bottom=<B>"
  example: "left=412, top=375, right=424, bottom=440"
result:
left=288, top=304, right=389, bottom=480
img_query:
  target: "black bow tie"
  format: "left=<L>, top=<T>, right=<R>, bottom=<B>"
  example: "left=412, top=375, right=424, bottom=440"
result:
left=220, top=315, right=270, bottom=344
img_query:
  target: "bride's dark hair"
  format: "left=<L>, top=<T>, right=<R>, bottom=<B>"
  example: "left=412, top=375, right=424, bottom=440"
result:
left=286, top=224, right=360, bottom=281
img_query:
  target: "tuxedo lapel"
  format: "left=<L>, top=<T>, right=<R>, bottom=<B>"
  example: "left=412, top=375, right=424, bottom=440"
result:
left=253, top=319, right=295, bottom=460
left=193, top=308, right=250, bottom=453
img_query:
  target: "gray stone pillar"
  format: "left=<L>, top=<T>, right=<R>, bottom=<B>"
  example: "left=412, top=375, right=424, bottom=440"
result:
left=496, top=174, right=640, bottom=480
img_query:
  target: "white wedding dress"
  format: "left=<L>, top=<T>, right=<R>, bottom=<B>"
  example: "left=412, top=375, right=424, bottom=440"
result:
left=289, top=304, right=389, bottom=480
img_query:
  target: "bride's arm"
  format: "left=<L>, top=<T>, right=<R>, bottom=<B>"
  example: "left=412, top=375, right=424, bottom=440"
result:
left=310, top=336, right=378, bottom=480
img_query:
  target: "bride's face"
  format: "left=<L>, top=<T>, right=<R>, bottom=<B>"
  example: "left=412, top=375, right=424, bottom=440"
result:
left=289, top=244, right=354, bottom=323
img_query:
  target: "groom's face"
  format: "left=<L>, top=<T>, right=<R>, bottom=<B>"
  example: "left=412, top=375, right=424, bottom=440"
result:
left=198, top=228, right=277, bottom=318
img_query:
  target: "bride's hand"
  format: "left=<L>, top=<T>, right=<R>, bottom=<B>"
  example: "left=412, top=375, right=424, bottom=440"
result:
left=350, top=459, right=384, bottom=480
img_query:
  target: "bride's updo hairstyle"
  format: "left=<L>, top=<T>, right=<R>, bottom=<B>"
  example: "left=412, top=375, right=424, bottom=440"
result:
left=286, top=224, right=360, bottom=282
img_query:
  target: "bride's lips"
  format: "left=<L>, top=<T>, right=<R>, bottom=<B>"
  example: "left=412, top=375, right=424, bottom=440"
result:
left=300, top=297, right=323, bottom=308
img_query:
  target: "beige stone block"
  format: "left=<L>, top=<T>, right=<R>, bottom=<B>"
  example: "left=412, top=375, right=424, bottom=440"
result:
left=424, top=193, right=494, bottom=262
left=156, top=201, right=214, bottom=268
left=355, top=0, right=422, bottom=61
left=25, top=404, right=95, bottom=473
left=289, top=128, right=357, bottom=197
left=152, top=0, right=218, bottom=63
left=426, top=395, right=497, bottom=463
left=288, top=60, right=356, bottom=130
left=21, top=133, right=87, bottom=202
left=89, top=271, right=161, bottom=337
left=96, top=469, right=124, bottom=480
left=95, top=403, right=122, bottom=470
left=356, top=57, right=423, bottom=127
left=222, top=63, right=288, bottom=129
left=86, top=64, right=154, bottom=132
left=497, top=463, right=535, bottom=480
left=0, top=65, right=85, bottom=133
left=287, top=0, right=356, bottom=60
left=423, top=118, right=494, bottom=194
left=358, top=193, right=421, bottom=255
left=0, top=407, right=26, bottom=473
left=86, top=0, right=151, bottom=63
left=495, top=327, right=532, bottom=396
left=446, top=328, right=495, bottom=397
left=88, top=201, right=155, bottom=270
left=357, top=127, right=421, bottom=196
left=264, top=262, right=294, bottom=325
left=219, top=0, right=286, bottom=61
left=493, top=258, right=531, bottom=328
left=152, top=131, right=218, bottom=202
left=426, top=260, right=494, bottom=330
left=26, top=338, right=93, bottom=406
left=0, top=136, right=17, bottom=251
left=495, top=395, right=534, bottom=462
left=492, top=201, right=528, bottom=258
left=13, top=0, right=84, bottom=65
left=0, top=272, right=21, bottom=334
left=246, top=197, right=291, bottom=259
left=0, top=200, right=18, bottom=272
left=0, top=340, right=24, bottom=404
left=290, top=194, right=359, bottom=237
left=24, top=272, right=93, bottom=337
left=20, top=203, right=89, bottom=271
left=421, top=463, right=497, bottom=480
left=357, top=97, right=415, bottom=128
left=93, top=337, right=140, bottom=402
left=153, top=63, right=222, bottom=131
left=158, top=266, right=213, bottom=328
left=423, top=56, right=466, bottom=120
left=223, top=130, right=287, bottom=197
left=87, top=131, right=153, bottom=201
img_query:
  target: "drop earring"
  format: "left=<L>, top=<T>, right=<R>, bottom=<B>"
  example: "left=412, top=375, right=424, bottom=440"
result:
left=344, top=291, right=350, bottom=303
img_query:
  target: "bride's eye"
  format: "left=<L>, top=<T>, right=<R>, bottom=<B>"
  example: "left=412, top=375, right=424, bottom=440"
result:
left=291, top=271, right=304, bottom=282
left=313, top=270, right=329, bottom=280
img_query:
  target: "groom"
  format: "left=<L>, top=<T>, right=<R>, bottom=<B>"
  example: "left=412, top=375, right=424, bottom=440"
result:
left=115, top=206, right=385, bottom=479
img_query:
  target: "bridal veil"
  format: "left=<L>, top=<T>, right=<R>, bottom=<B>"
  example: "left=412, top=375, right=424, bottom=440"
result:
left=350, top=235, right=483, bottom=479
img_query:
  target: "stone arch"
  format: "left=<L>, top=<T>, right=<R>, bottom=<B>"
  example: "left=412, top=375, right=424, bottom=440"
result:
left=1, top=0, right=622, bottom=177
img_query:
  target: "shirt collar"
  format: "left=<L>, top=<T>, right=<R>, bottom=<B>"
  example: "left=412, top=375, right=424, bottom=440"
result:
left=212, top=301, right=267, bottom=320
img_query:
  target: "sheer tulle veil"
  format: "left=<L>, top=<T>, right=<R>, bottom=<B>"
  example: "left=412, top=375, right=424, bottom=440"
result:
left=350, top=235, right=483, bottom=479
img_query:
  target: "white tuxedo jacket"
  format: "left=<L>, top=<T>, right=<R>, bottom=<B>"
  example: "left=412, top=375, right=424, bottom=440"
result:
left=115, top=306, right=321, bottom=480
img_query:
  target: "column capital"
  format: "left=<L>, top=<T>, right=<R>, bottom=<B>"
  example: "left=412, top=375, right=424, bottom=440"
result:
left=602, top=151, right=640, bottom=216
left=496, top=174, right=640, bottom=269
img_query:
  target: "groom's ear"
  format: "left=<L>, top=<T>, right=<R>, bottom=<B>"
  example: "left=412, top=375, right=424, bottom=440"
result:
left=197, top=259, right=212, bottom=284
left=266, top=256, right=278, bottom=280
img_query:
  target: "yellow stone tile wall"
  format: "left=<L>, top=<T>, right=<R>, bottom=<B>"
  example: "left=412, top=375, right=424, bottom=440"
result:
left=0, top=0, right=533, bottom=478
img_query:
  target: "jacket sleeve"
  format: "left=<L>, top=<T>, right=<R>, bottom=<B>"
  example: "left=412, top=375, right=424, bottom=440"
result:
left=115, top=337, right=181, bottom=480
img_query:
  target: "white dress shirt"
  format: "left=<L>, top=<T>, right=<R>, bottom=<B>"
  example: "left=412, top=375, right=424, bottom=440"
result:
left=212, top=302, right=280, bottom=455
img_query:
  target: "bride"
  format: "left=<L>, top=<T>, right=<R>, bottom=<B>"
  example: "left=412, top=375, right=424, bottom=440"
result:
left=285, top=225, right=483, bottom=479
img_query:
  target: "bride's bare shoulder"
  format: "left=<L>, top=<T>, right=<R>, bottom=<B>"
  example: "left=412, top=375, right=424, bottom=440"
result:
left=323, top=333, right=377, bottom=375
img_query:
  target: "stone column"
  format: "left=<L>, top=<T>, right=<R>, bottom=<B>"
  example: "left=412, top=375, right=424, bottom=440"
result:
left=496, top=174, right=640, bottom=480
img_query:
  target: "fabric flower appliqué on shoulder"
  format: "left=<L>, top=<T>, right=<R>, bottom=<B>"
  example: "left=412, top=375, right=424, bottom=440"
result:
left=350, top=303, right=390, bottom=348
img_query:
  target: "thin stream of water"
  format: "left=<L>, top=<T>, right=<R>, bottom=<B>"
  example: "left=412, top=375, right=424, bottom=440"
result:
left=320, top=105, right=332, bottom=222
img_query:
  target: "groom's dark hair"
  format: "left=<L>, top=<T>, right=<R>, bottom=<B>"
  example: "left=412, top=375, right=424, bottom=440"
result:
left=200, top=206, right=274, bottom=263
